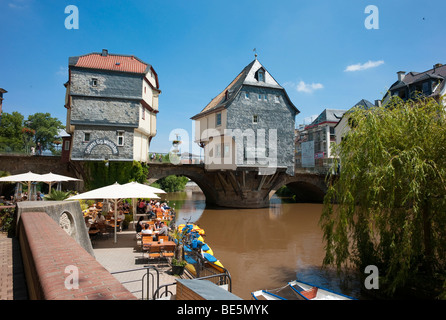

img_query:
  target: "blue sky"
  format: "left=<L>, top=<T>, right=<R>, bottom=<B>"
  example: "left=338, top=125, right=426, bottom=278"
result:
left=1, top=0, right=446, bottom=153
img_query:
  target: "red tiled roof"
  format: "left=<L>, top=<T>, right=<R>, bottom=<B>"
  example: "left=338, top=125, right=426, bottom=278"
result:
left=74, top=53, right=148, bottom=74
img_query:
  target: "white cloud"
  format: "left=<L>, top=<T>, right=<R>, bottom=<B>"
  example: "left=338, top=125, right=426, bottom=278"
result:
left=345, top=60, right=384, bottom=72
left=296, top=81, right=324, bottom=93
left=8, top=0, right=31, bottom=9
left=56, top=66, right=68, bottom=77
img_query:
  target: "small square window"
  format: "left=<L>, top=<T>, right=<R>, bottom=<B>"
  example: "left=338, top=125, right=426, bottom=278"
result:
left=263, top=94, right=268, bottom=101
left=92, top=78, right=98, bottom=87
left=258, top=94, right=262, bottom=100
left=84, top=133, right=90, bottom=142
left=275, top=95, right=280, bottom=103
left=253, top=115, right=259, bottom=124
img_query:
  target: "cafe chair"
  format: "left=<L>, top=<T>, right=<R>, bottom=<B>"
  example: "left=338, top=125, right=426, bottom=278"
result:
left=148, top=245, right=162, bottom=261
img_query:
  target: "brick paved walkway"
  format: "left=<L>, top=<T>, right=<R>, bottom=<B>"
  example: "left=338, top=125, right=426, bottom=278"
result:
left=0, top=233, right=28, bottom=300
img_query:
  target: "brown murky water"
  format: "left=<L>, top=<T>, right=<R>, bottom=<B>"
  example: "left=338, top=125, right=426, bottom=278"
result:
left=165, top=191, right=363, bottom=300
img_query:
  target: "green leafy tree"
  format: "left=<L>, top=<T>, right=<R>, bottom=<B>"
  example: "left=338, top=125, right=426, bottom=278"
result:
left=155, top=175, right=189, bottom=192
left=0, top=111, right=24, bottom=152
left=321, top=96, right=446, bottom=298
left=26, top=112, right=64, bottom=153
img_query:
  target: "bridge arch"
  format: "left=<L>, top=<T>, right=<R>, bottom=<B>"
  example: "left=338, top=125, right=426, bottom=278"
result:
left=147, top=164, right=218, bottom=205
left=269, top=173, right=327, bottom=203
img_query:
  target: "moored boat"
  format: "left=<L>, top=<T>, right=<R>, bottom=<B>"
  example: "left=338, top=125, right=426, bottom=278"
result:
left=288, top=280, right=356, bottom=300
left=177, top=223, right=226, bottom=276
left=251, top=280, right=356, bottom=300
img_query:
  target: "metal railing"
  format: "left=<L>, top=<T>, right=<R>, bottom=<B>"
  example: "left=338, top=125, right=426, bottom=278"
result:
left=110, top=266, right=160, bottom=300
left=152, top=272, right=233, bottom=300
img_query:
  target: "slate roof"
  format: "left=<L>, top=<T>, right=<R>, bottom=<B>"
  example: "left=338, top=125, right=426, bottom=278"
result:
left=305, top=109, right=347, bottom=129
left=384, top=63, right=446, bottom=102
left=351, top=99, right=375, bottom=110
left=191, top=59, right=299, bottom=120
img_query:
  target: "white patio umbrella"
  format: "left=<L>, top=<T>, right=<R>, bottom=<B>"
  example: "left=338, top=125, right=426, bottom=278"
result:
left=66, top=182, right=160, bottom=243
left=40, top=172, right=81, bottom=193
left=121, top=182, right=167, bottom=229
left=0, top=171, right=50, bottom=200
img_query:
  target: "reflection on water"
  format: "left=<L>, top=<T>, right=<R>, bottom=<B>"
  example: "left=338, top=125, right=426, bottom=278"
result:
left=164, top=191, right=364, bottom=300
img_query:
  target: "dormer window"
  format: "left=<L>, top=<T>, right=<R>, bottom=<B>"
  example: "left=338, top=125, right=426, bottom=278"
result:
left=258, top=71, right=264, bottom=82
left=255, top=68, right=265, bottom=82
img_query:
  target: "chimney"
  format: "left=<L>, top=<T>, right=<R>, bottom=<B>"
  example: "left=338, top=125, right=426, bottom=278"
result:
left=375, top=100, right=382, bottom=107
left=433, top=63, right=443, bottom=72
left=101, top=49, right=108, bottom=57
left=397, top=71, right=406, bottom=82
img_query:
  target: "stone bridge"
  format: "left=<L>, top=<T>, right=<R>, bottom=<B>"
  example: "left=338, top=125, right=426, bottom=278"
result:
left=147, top=163, right=328, bottom=208
left=0, top=155, right=329, bottom=209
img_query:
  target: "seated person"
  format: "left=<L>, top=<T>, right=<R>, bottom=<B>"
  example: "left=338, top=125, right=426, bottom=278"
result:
left=161, top=202, right=171, bottom=210
left=117, top=211, right=126, bottom=231
left=95, top=212, right=105, bottom=225
left=141, top=224, right=153, bottom=235
left=154, top=218, right=161, bottom=230
left=157, top=222, right=169, bottom=236
left=136, top=217, right=144, bottom=233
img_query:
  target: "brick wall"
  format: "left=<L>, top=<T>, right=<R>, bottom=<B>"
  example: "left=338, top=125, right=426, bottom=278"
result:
left=18, top=211, right=136, bottom=300
left=176, top=281, right=204, bottom=300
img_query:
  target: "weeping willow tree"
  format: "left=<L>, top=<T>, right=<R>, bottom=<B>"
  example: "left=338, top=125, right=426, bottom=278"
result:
left=321, top=95, right=446, bottom=298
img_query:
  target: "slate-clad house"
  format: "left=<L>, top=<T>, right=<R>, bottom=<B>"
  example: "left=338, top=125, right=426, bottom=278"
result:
left=64, top=49, right=160, bottom=162
left=334, top=99, right=376, bottom=145
left=304, top=108, right=346, bottom=160
left=382, top=63, right=446, bottom=104
left=191, top=58, right=299, bottom=175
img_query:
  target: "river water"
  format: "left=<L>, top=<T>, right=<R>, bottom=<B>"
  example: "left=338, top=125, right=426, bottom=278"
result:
left=164, top=190, right=365, bottom=300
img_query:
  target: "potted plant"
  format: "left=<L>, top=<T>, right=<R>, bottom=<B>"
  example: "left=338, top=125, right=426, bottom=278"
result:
left=169, top=227, right=189, bottom=275
left=171, top=258, right=187, bottom=276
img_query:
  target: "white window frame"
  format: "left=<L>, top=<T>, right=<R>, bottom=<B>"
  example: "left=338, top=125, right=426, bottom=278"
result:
left=92, top=78, right=98, bottom=87
left=253, top=115, right=259, bottom=124
left=216, top=112, right=222, bottom=127
left=117, top=131, right=125, bottom=146
left=84, top=132, right=91, bottom=142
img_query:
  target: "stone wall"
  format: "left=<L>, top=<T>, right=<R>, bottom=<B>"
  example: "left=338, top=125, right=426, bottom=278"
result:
left=16, top=200, right=94, bottom=257
left=226, top=86, right=296, bottom=175
left=70, top=68, right=143, bottom=100
left=70, top=124, right=135, bottom=161
left=69, top=67, right=143, bottom=161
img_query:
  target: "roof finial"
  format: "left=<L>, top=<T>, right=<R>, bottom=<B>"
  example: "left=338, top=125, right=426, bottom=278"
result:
left=253, top=48, right=258, bottom=60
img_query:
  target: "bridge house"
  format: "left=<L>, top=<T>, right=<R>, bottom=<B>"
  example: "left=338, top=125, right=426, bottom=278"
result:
left=64, top=49, right=160, bottom=162
left=191, top=58, right=299, bottom=175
